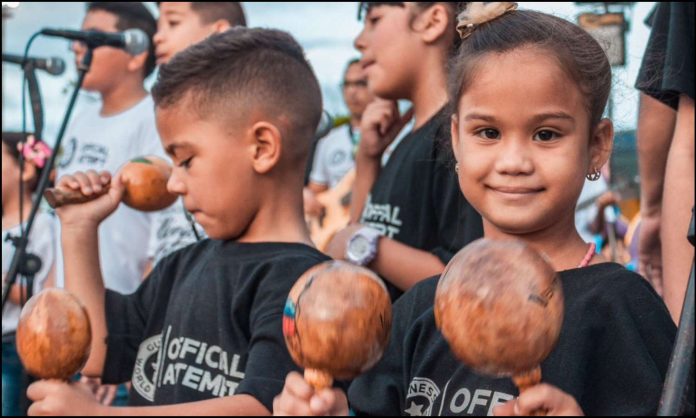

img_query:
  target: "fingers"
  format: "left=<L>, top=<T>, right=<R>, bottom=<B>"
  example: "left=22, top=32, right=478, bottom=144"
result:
left=56, top=170, right=111, bottom=196
left=273, top=372, right=315, bottom=415
left=100, top=385, right=117, bottom=406
left=493, top=399, right=516, bottom=416
left=311, top=388, right=349, bottom=416
left=514, top=383, right=583, bottom=416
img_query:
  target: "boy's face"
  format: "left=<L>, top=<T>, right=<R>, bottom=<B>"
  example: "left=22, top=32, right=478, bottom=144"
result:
left=342, top=63, right=374, bottom=119
left=154, top=2, right=216, bottom=65
left=71, top=10, right=134, bottom=92
left=156, top=99, right=258, bottom=240
left=451, top=47, right=603, bottom=237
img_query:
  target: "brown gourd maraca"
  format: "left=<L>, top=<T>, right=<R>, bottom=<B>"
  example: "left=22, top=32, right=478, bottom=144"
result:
left=16, top=288, right=92, bottom=380
left=434, top=238, right=564, bottom=395
left=44, top=155, right=177, bottom=212
left=282, top=260, right=392, bottom=390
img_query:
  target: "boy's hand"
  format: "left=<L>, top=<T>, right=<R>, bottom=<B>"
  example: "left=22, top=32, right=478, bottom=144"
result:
left=54, top=170, right=125, bottom=228
left=27, top=379, right=107, bottom=416
left=273, top=372, right=349, bottom=416
left=359, top=99, right=413, bottom=159
left=493, top=384, right=584, bottom=416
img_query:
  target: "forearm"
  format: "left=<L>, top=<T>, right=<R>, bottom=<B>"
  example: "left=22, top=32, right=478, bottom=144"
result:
left=370, top=237, right=445, bottom=291
left=349, top=153, right=380, bottom=223
left=636, top=93, right=676, bottom=215
left=108, top=394, right=269, bottom=416
left=61, top=224, right=108, bottom=377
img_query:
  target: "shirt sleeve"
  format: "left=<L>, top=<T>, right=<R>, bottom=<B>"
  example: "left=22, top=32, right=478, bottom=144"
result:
left=101, top=259, right=169, bottom=384
left=636, top=3, right=695, bottom=108
left=234, top=259, right=320, bottom=411
left=584, top=272, right=683, bottom=415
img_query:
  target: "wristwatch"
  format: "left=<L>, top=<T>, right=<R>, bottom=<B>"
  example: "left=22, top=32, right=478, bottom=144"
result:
left=345, top=226, right=381, bottom=266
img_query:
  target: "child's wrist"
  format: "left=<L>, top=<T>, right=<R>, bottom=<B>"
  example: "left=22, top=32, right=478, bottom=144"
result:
left=60, top=218, right=100, bottom=234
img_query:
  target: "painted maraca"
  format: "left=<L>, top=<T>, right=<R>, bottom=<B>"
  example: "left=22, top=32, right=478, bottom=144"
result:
left=16, top=288, right=92, bottom=380
left=434, top=238, right=563, bottom=396
left=283, top=260, right=392, bottom=390
left=44, top=155, right=177, bottom=212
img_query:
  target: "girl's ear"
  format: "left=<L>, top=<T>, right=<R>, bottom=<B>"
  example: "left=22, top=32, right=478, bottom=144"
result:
left=21, top=161, right=38, bottom=185
left=413, top=3, right=451, bottom=44
left=588, top=118, right=613, bottom=176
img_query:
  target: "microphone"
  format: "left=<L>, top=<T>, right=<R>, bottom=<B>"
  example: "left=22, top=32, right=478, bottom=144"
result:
left=314, top=110, right=334, bottom=140
left=2, top=53, right=65, bottom=76
left=40, top=28, right=149, bottom=56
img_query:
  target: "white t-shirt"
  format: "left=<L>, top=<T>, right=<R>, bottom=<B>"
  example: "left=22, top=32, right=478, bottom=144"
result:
left=147, top=197, right=205, bottom=266
left=2, top=212, right=56, bottom=335
left=55, top=95, right=164, bottom=294
left=309, top=125, right=357, bottom=189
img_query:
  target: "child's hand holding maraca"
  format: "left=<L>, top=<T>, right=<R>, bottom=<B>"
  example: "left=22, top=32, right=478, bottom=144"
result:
left=273, top=371, right=349, bottom=416
left=51, top=169, right=124, bottom=228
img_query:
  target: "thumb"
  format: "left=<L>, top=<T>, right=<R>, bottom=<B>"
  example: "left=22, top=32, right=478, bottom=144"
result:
left=492, top=398, right=517, bottom=416
left=107, top=171, right=125, bottom=201
left=386, top=106, right=414, bottom=139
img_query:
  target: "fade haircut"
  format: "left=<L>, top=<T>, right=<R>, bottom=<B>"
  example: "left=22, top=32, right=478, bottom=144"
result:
left=152, top=27, right=322, bottom=167
left=86, top=2, right=157, bottom=78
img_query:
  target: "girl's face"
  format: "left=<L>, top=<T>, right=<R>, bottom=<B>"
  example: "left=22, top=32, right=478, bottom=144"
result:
left=1, top=142, right=19, bottom=207
left=451, top=47, right=612, bottom=236
left=354, top=4, right=420, bottom=100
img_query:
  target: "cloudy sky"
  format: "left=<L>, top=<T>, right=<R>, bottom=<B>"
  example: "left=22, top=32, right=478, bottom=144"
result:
left=2, top=2, right=655, bottom=146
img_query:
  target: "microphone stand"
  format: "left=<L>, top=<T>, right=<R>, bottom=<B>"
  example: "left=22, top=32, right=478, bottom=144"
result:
left=2, top=47, right=94, bottom=311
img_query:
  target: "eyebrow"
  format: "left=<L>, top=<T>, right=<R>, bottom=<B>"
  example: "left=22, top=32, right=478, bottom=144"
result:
left=165, top=142, right=193, bottom=157
left=463, top=112, right=575, bottom=123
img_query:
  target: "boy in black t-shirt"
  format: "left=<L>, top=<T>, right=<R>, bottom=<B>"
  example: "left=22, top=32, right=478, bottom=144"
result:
left=27, top=28, right=328, bottom=415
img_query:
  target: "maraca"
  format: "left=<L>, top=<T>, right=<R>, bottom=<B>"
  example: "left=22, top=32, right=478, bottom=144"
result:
left=16, top=288, right=92, bottom=380
left=434, top=239, right=563, bottom=396
left=44, top=155, right=177, bottom=212
left=283, top=260, right=392, bottom=390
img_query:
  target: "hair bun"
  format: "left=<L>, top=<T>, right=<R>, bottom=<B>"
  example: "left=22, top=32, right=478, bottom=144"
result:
left=456, top=2, right=518, bottom=39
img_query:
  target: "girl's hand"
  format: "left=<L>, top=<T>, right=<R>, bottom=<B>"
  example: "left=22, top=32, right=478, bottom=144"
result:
left=358, top=99, right=413, bottom=159
left=273, top=372, right=349, bottom=416
left=493, top=383, right=584, bottom=416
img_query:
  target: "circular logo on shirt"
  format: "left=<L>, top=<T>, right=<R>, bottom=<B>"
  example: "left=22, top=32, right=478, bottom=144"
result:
left=132, top=334, right=161, bottom=402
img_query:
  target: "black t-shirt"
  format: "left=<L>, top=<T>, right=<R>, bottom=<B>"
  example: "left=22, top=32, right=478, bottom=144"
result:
left=359, top=107, right=483, bottom=299
left=101, top=240, right=329, bottom=411
left=635, top=3, right=695, bottom=109
left=348, top=263, right=682, bottom=416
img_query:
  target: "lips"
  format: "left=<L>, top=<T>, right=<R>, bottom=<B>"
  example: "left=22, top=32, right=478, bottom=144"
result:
left=488, top=186, right=544, bottom=194
left=361, top=59, right=375, bottom=71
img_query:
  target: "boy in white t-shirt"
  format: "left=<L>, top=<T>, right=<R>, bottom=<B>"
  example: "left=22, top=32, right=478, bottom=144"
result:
left=53, top=2, right=160, bottom=406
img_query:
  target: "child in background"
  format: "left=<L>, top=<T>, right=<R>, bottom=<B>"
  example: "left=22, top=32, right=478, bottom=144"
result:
left=2, top=133, right=56, bottom=417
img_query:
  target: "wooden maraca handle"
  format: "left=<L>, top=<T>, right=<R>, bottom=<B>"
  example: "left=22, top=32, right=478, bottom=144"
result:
left=304, top=368, right=333, bottom=391
left=44, top=185, right=110, bottom=209
left=512, top=366, right=547, bottom=416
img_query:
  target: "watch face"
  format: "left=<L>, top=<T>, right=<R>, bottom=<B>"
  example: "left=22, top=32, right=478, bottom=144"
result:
left=350, top=236, right=369, bottom=257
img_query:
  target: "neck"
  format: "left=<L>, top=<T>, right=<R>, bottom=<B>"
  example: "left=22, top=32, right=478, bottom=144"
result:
left=483, top=212, right=598, bottom=271
left=2, top=193, right=34, bottom=230
left=237, top=176, right=313, bottom=246
left=350, top=115, right=361, bottom=130
left=409, top=60, right=448, bottom=130
left=99, top=77, right=147, bottom=117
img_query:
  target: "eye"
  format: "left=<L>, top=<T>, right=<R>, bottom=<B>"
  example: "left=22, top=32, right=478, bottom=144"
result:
left=168, top=19, right=180, bottom=28
left=178, top=157, right=192, bottom=169
left=533, top=130, right=558, bottom=142
left=476, top=128, right=500, bottom=140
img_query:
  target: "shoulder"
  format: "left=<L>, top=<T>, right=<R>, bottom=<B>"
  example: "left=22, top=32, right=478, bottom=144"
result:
left=560, top=263, right=671, bottom=319
left=392, top=275, right=439, bottom=324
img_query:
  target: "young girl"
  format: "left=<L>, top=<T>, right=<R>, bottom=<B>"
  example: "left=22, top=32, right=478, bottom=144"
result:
left=326, top=2, right=483, bottom=300
left=273, top=3, right=677, bottom=416
left=2, top=132, right=56, bottom=416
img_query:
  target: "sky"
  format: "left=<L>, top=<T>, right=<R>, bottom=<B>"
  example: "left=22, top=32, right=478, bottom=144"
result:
left=2, top=2, right=656, bottom=146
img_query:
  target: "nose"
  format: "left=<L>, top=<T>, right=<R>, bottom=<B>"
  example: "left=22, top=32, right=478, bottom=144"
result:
left=153, top=29, right=164, bottom=47
left=353, top=27, right=367, bottom=53
left=494, top=137, right=534, bottom=176
left=166, top=168, right=186, bottom=196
